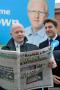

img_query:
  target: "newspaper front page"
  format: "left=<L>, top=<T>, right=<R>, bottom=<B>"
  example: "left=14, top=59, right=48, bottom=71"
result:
left=20, top=46, right=53, bottom=90
left=0, top=46, right=53, bottom=90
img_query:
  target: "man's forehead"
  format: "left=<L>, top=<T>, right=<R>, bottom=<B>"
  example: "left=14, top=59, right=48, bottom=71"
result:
left=12, top=28, right=24, bottom=33
left=45, top=22, right=54, bottom=26
left=28, top=0, right=45, bottom=8
left=29, top=5, right=45, bottom=11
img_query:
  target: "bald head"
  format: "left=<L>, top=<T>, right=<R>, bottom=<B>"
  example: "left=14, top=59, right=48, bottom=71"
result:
left=11, top=22, right=25, bottom=44
left=12, top=22, right=24, bottom=31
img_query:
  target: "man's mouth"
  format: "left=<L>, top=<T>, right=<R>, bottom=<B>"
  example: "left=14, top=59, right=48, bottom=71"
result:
left=34, top=20, right=39, bottom=22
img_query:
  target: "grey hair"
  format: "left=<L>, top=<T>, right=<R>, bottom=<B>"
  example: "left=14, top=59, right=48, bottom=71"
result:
left=28, top=0, right=48, bottom=14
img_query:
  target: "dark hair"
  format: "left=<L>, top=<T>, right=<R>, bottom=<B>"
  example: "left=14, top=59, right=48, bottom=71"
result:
left=44, top=19, right=58, bottom=28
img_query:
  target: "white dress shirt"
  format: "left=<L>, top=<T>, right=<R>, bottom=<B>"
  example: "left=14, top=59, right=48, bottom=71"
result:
left=15, top=42, right=20, bottom=52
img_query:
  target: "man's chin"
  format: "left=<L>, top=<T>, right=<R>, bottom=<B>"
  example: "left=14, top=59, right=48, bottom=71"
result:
left=48, top=35, right=53, bottom=38
left=33, top=26, right=40, bottom=29
left=34, top=25, right=43, bottom=30
left=16, top=40, right=23, bottom=44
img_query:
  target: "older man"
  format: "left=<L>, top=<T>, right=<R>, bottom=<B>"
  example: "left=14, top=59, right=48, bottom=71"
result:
left=1, top=22, right=39, bottom=90
left=25, top=0, right=48, bottom=46
left=2, top=22, right=38, bottom=51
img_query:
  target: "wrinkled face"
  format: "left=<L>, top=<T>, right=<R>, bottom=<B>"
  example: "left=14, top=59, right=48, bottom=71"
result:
left=11, top=26, right=25, bottom=43
left=28, top=1, right=47, bottom=30
left=45, top=22, right=57, bottom=38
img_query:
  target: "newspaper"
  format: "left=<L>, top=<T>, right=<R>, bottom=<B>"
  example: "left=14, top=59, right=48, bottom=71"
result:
left=0, top=46, right=53, bottom=90
left=0, top=50, right=20, bottom=90
left=20, top=46, right=53, bottom=90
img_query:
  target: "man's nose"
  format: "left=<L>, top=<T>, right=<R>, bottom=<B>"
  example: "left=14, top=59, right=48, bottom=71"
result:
left=46, top=28, right=49, bottom=32
left=35, top=12, right=39, bottom=18
left=18, top=32, right=22, bottom=35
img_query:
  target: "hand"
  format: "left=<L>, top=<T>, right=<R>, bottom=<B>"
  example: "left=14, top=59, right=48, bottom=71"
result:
left=48, top=61, right=54, bottom=68
left=48, top=61, right=57, bottom=68
left=53, top=75, right=60, bottom=84
left=48, top=59, right=57, bottom=68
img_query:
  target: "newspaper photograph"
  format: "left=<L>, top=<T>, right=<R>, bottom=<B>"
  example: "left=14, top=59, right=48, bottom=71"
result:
left=0, top=46, right=54, bottom=90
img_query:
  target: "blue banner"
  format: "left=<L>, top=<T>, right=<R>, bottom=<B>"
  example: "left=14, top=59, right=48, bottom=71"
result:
left=0, top=0, right=55, bottom=45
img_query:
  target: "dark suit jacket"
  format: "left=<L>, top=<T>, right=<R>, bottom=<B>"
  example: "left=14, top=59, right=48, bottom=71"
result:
left=39, top=36, right=60, bottom=87
left=2, top=37, right=39, bottom=52
left=39, top=36, right=60, bottom=50
left=53, top=50, right=60, bottom=87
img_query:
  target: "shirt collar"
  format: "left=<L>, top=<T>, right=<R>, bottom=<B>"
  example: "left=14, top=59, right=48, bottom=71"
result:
left=53, top=34, right=57, bottom=40
left=15, top=42, right=20, bottom=48
left=28, top=26, right=45, bottom=36
left=48, top=34, right=57, bottom=41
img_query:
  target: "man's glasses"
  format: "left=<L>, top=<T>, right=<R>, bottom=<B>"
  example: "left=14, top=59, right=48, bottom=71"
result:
left=28, top=10, right=47, bottom=15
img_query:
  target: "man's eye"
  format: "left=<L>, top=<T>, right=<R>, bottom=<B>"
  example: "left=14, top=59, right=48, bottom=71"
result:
left=15, top=31, right=19, bottom=34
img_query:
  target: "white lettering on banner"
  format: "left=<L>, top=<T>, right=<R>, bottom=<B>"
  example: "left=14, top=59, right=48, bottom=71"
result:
left=0, top=9, right=10, bottom=15
left=0, top=19, right=19, bottom=26
left=0, top=9, right=19, bottom=26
